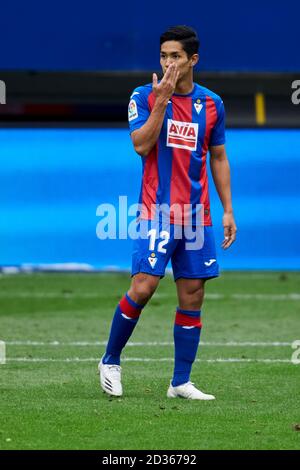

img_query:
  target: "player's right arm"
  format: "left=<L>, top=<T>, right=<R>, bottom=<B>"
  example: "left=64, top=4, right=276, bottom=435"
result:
left=131, top=63, right=179, bottom=157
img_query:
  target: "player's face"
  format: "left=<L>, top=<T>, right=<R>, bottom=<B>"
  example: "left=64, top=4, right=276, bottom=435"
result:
left=160, top=41, right=198, bottom=81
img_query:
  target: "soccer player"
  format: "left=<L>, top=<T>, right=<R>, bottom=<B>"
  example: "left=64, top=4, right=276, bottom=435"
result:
left=99, top=25, right=237, bottom=399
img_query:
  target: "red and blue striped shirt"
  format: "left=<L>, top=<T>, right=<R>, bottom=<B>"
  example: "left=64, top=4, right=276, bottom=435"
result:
left=128, top=83, right=225, bottom=226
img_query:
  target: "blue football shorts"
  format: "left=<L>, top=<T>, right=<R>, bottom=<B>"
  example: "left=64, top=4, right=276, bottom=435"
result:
left=131, top=218, right=219, bottom=281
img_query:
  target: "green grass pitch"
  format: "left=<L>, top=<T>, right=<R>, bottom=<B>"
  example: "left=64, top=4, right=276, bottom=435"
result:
left=0, top=271, right=300, bottom=450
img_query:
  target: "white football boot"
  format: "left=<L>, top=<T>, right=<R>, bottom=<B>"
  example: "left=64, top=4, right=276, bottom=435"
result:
left=98, top=359, right=122, bottom=397
left=167, top=381, right=215, bottom=400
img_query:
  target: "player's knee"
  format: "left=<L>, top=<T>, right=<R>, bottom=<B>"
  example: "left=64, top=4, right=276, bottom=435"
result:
left=180, top=283, right=205, bottom=310
left=129, top=274, right=159, bottom=305
left=130, top=283, right=155, bottom=304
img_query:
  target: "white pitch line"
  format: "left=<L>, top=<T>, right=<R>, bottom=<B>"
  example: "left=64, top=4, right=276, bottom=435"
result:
left=5, top=340, right=293, bottom=347
left=0, top=292, right=299, bottom=300
left=5, top=357, right=292, bottom=364
left=232, top=293, right=300, bottom=300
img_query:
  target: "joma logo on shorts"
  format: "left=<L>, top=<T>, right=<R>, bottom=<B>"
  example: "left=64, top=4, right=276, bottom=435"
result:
left=167, top=119, right=198, bottom=151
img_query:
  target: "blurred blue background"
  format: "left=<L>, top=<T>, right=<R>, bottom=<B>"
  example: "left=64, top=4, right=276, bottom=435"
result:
left=1, top=128, right=299, bottom=270
left=0, top=0, right=299, bottom=71
left=1, top=0, right=299, bottom=270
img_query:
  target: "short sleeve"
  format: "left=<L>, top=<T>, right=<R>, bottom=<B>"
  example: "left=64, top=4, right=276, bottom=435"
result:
left=209, top=99, right=226, bottom=146
left=128, top=88, right=150, bottom=134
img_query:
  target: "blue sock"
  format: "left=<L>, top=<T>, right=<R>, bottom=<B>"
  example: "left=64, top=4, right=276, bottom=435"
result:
left=172, top=308, right=202, bottom=387
left=102, top=293, right=144, bottom=365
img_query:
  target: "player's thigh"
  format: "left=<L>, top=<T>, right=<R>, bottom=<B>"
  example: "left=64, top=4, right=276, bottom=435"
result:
left=171, top=226, right=219, bottom=281
left=131, top=219, right=178, bottom=279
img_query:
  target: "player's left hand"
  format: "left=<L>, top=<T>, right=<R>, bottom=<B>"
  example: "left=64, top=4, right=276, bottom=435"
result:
left=222, top=212, right=237, bottom=249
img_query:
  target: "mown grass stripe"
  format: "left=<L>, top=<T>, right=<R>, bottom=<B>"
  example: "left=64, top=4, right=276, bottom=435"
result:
left=5, top=340, right=293, bottom=346
left=0, top=292, right=299, bottom=300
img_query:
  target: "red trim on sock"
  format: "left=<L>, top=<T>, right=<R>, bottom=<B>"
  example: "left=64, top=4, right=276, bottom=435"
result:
left=175, top=312, right=202, bottom=328
left=119, top=296, right=142, bottom=319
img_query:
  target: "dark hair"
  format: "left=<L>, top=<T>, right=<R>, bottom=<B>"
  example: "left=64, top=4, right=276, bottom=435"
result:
left=160, top=25, right=199, bottom=57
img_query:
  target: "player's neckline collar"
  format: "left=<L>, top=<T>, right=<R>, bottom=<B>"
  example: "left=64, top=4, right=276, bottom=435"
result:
left=173, top=83, right=195, bottom=97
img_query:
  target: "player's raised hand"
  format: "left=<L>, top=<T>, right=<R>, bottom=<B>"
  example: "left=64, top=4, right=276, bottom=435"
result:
left=152, top=63, right=179, bottom=100
left=222, top=212, right=237, bottom=249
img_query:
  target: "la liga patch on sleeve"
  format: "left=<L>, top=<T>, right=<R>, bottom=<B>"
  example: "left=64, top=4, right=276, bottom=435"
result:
left=128, top=99, right=138, bottom=121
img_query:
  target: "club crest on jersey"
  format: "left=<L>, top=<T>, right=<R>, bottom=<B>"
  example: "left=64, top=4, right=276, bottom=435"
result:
left=194, top=102, right=203, bottom=114
left=128, top=99, right=138, bottom=121
left=167, top=119, right=198, bottom=151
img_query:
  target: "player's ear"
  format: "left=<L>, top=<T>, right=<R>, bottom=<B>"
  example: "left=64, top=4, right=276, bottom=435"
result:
left=191, top=54, right=199, bottom=67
